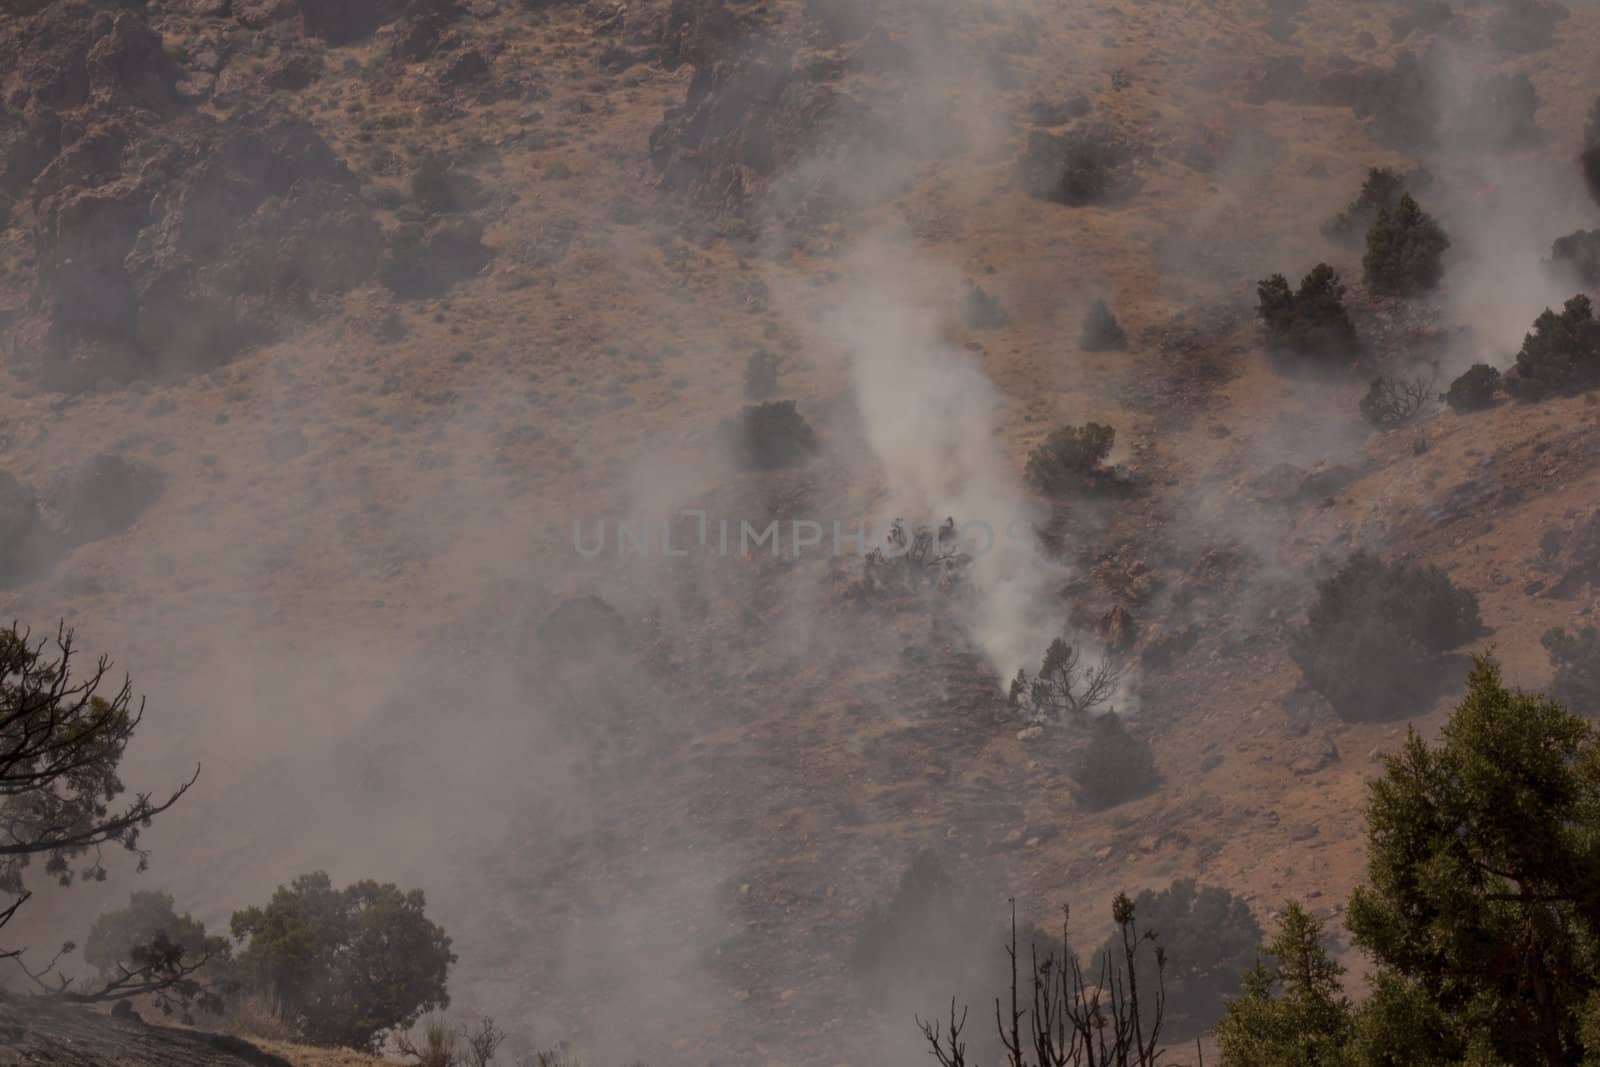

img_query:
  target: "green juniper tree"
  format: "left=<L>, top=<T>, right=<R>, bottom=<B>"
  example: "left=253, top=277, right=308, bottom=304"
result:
left=1345, top=656, right=1600, bottom=1066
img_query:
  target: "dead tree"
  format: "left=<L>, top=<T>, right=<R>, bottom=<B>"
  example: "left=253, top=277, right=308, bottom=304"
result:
left=1009, top=638, right=1128, bottom=724
left=919, top=897, right=1172, bottom=1067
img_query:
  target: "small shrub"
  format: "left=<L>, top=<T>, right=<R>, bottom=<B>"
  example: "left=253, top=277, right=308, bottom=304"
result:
left=1080, top=298, right=1128, bottom=351
left=961, top=284, right=1010, bottom=329
left=1359, top=374, right=1430, bottom=429
left=1256, top=264, right=1360, bottom=365
left=1023, top=422, right=1115, bottom=496
left=1291, top=551, right=1482, bottom=721
left=1323, top=167, right=1414, bottom=246
left=1018, top=123, right=1139, bottom=206
left=1071, top=712, right=1159, bottom=810
left=1444, top=363, right=1501, bottom=412
left=1548, top=228, right=1600, bottom=288
left=721, top=400, right=818, bottom=470
left=1364, top=193, right=1449, bottom=296
left=1094, top=879, right=1262, bottom=1040
left=1541, top=625, right=1600, bottom=714
left=1503, top=295, right=1600, bottom=400
left=743, top=348, right=782, bottom=399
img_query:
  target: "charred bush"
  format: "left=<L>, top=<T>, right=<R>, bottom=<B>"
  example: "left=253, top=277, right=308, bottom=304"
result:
left=1541, top=625, right=1600, bottom=714
left=1018, top=123, right=1141, bottom=206
left=1093, top=880, right=1262, bottom=1041
left=1359, top=374, right=1431, bottom=429
left=961, top=285, right=1010, bottom=330
left=862, top=518, right=970, bottom=595
left=1257, top=264, right=1361, bottom=366
left=721, top=400, right=818, bottom=470
left=1503, top=295, right=1600, bottom=400
left=1080, top=298, right=1128, bottom=351
left=1291, top=551, right=1482, bottom=722
left=1024, top=422, right=1116, bottom=496
left=1072, top=712, right=1159, bottom=811
left=1444, top=363, right=1501, bottom=412
left=1364, top=194, right=1449, bottom=296
left=743, top=348, right=782, bottom=399
left=1548, top=228, right=1600, bottom=288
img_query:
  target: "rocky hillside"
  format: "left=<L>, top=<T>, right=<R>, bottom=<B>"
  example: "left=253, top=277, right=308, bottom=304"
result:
left=1, top=0, right=1598, bottom=1063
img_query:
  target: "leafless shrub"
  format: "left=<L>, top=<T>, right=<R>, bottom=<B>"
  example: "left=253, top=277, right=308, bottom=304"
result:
left=1358, top=374, right=1431, bottom=429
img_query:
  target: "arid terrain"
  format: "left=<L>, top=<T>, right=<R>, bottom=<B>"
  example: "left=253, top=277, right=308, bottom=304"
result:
left=2, top=0, right=1599, bottom=1063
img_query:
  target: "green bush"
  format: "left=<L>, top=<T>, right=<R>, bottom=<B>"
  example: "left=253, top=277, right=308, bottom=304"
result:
left=1023, top=422, right=1115, bottom=496
left=1363, top=193, right=1449, bottom=296
left=1443, top=363, right=1501, bottom=412
left=1344, top=656, right=1600, bottom=1064
left=721, top=400, right=818, bottom=470
left=1096, top=879, right=1262, bottom=1041
left=1256, top=264, right=1360, bottom=365
left=1071, top=712, right=1158, bottom=811
left=1503, top=294, right=1600, bottom=400
left=1080, top=298, right=1128, bottom=351
left=1290, top=551, right=1482, bottom=721
left=1322, top=167, right=1412, bottom=246
left=231, top=871, right=455, bottom=1052
left=1542, top=625, right=1600, bottom=714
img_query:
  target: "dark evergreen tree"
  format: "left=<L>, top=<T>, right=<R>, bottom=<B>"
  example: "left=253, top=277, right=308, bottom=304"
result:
left=1363, top=194, right=1449, bottom=296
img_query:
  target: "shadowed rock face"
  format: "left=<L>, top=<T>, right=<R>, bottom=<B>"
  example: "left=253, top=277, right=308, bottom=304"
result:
left=1, top=1, right=383, bottom=391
